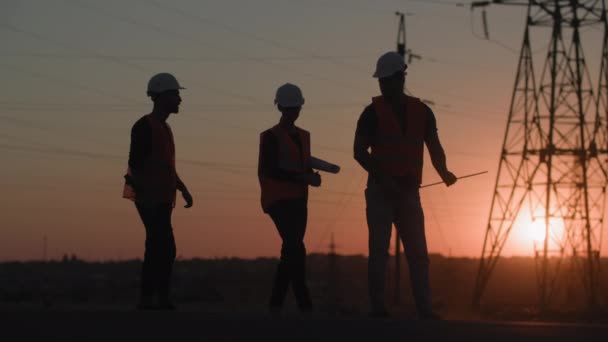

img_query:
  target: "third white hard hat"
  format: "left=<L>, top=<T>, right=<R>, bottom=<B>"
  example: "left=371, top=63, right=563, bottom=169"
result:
left=274, top=83, right=305, bottom=107
left=372, top=52, right=407, bottom=79
left=147, top=73, right=185, bottom=95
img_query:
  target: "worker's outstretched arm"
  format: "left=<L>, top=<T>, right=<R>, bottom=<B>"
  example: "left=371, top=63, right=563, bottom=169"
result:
left=176, top=174, right=193, bottom=208
left=425, top=118, right=457, bottom=187
left=424, top=106, right=456, bottom=187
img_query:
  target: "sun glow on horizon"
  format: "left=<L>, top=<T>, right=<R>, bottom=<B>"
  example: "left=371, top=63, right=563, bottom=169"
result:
left=508, top=207, right=566, bottom=256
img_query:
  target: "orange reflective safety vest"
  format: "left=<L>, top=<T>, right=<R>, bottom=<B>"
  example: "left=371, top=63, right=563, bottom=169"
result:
left=259, top=125, right=311, bottom=213
left=371, top=95, right=426, bottom=184
left=123, top=114, right=177, bottom=206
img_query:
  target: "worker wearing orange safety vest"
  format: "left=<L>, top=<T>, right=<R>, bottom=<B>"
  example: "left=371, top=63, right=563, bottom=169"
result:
left=354, top=52, right=457, bottom=319
left=123, top=73, right=193, bottom=311
left=258, top=83, right=322, bottom=314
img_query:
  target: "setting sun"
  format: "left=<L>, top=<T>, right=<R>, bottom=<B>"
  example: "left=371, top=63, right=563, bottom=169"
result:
left=510, top=208, right=566, bottom=255
left=528, top=218, right=547, bottom=245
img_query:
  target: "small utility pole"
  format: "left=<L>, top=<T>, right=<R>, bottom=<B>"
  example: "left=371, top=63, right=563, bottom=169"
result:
left=43, top=235, right=47, bottom=262
left=394, top=11, right=406, bottom=305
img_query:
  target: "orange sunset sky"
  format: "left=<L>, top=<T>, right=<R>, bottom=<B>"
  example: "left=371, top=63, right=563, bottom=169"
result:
left=1, top=0, right=606, bottom=261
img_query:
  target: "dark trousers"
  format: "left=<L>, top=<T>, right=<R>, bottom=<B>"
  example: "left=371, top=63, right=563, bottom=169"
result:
left=365, top=183, right=432, bottom=315
left=267, top=198, right=313, bottom=310
left=136, top=203, right=176, bottom=303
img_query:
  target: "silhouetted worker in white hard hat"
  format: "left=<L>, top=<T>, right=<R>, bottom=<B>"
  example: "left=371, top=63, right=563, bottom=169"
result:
left=258, top=83, right=322, bottom=314
left=123, top=72, right=193, bottom=311
left=353, top=52, right=457, bottom=319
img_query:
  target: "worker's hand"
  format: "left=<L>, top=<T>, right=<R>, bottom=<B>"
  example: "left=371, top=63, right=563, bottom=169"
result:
left=328, top=164, right=340, bottom=174
left=308, top=172, right=322, bottom=187
left=124, top=174, right=140, bottom=193
left=440, top=170, right=457, bottom=187
left=181, top=190, right=194, bottom=208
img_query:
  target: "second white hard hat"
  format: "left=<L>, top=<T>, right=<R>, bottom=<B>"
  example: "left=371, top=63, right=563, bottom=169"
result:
left=372, top=52, right=407, bottom=79
left=274, top=83, right=305, bottom=107
left=147, top=73, right=185, bottom=95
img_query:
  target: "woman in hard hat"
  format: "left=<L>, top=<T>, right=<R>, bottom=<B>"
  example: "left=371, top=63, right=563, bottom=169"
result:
left=258, top=83, right=321, bottom=314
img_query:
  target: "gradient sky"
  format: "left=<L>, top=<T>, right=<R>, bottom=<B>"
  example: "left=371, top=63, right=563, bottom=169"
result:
left=1, top=0, right=605, bottom=261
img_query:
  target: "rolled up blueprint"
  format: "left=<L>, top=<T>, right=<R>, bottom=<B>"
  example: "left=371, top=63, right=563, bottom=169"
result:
left=311, top=156, right=340, bottom=174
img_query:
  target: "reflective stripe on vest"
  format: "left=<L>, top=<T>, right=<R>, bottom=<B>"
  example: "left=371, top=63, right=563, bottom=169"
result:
left=371, top=95, right=426, bottom=182
left=258, top=125, right=311, bottom=212
left=123, top=114, right=177, bottom=206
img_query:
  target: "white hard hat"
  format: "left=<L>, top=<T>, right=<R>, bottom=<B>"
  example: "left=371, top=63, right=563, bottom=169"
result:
left=372, top=52, right=407, bottom=79
left=147, top=73, right=185, bottom=95
left=274, top=83, right=305, bottom=107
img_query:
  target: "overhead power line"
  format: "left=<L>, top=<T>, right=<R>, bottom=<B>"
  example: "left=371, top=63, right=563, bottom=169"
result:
left=0, top=52, right=376, bottom=62
left=62, top=0, right=371, bottom=93
left=145, top=0, right=370, bottom=73
left=0, top=22, right=267, bottom=106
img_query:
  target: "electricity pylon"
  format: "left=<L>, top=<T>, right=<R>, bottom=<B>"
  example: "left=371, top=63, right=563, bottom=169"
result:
left=472, top=0, right=607, bottom=313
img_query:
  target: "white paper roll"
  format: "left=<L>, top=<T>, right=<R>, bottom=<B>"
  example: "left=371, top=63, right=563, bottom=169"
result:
left=310, top=156, right=340, bottom=174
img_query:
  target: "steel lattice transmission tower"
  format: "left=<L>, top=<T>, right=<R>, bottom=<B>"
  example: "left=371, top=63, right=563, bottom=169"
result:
left=472, top=0, right=608, bottom=312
